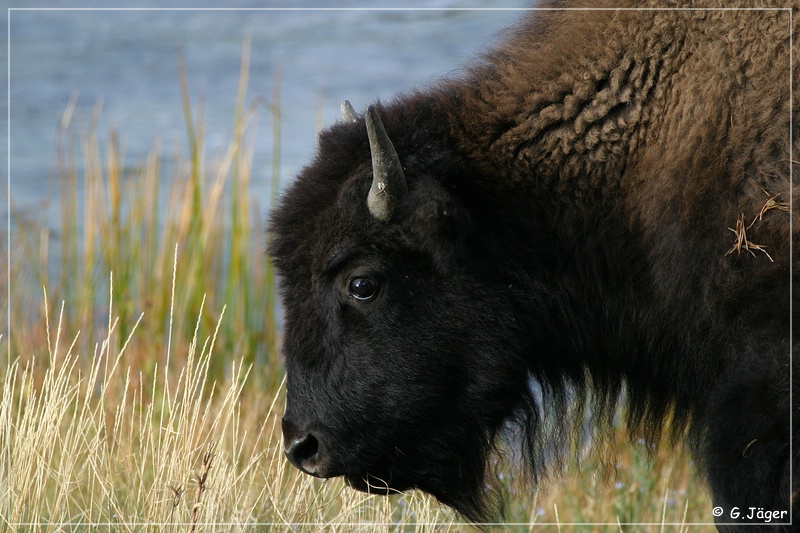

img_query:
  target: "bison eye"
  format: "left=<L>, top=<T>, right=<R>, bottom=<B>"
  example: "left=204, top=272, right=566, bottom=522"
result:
left=348, top=276, right=379, bottom=301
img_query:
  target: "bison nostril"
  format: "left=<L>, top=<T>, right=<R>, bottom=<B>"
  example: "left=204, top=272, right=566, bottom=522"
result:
left=285, top=433, right=321, bottom=475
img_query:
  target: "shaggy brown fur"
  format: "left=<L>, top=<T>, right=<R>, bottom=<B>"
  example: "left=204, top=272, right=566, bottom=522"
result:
left=269, top=2, right=798, bottom=530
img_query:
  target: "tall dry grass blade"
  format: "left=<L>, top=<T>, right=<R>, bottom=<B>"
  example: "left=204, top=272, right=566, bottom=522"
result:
left=44, top=286, right=52, bottom=359
left=554, top=503, right=561, bottom=533
left=271, top=65, right=282, bottom=206
left=178, top=49, right=197, bottom=174
left=680, top=497, right=690, bottom=533
left=57, top=93, right=80, bottom=310
left=166, top=243, right=178, bottom=390
left=0, top=334, right=11, bottom=523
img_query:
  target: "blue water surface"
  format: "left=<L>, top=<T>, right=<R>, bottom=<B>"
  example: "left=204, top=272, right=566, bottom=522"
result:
left=5, top=0, right=527, bottom=242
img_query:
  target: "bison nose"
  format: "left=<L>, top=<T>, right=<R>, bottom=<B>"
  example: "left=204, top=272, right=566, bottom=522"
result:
left=282, top=418, right=326, bottom=477
left=285, top=433, right=321, bottom=475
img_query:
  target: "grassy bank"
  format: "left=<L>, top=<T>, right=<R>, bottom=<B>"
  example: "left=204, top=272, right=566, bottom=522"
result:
left=1, top=278, right=456, bottom=530
left=2, top=48, right=713, bottom=531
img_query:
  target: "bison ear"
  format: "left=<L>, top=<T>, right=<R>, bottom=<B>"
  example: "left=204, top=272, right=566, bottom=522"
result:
left=401, top=178, right=470, bottom=270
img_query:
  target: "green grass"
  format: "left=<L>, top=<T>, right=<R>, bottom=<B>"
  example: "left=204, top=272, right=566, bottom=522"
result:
left=2, top=44, right=713, bottom=531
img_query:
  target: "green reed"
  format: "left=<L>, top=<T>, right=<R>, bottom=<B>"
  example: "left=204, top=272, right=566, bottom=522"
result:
left=8, top=40, right=279, bottom=387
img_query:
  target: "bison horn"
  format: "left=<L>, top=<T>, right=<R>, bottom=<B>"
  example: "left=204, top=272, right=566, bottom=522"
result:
left=365, top=105, right=407, bottom=222
left=340, top=100, right=359, bottom=123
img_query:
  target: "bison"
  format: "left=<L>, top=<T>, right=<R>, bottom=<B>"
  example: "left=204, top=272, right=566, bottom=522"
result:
left=268, top=1, right=798, bottom=529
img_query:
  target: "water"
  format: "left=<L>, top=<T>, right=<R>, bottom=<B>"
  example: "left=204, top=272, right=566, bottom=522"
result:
left=5, top=1, right=527, bottom=239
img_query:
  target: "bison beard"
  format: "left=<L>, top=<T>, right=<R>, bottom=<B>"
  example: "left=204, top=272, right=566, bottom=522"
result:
left=268, top=1, right=798, bottom=530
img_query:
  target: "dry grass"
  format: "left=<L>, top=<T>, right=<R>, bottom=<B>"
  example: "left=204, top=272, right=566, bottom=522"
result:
left=752, top=188, right=790, bottom=225
left=726, top=212, right=773, bottom=261
left=1, top=275, right=458, bottom=531
left=725, top=187, right=790, bottom=262
left=0, top=277, right=713, bottom=531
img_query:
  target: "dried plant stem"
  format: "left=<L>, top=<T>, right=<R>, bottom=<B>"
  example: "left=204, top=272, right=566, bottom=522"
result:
left=190, top=443, right=216, bottom=533
left=748, top=188, right=790, bottom=229
left=726, top=187, right=790, bottom=262
left=726, top=213, right=773, bottom=262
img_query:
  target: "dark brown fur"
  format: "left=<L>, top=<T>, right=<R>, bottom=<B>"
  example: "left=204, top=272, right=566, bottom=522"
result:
left=269, top=2, right=798, bottom=529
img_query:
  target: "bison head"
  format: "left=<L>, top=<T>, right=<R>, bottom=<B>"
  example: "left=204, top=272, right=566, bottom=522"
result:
left=268, top=101, right=545, bottom=521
